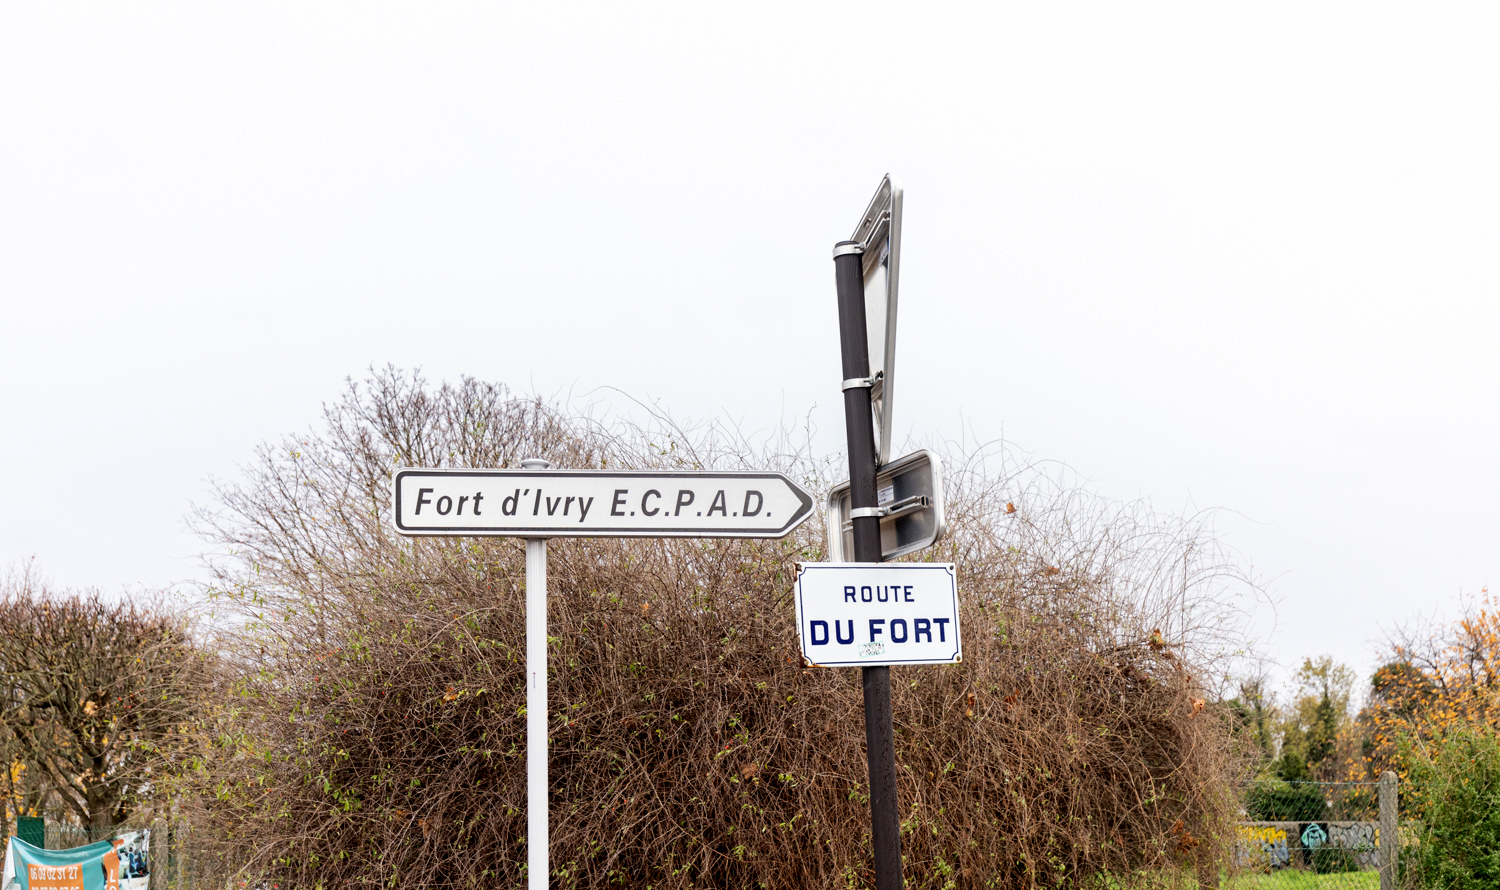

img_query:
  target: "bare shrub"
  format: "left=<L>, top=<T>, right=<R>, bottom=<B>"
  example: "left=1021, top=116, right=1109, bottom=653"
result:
left=0, top=566, right=202, bottom=832
left=182, top=367, right=1250, bottom=889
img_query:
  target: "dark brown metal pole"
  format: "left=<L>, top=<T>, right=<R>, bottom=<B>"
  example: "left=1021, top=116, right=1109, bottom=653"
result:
left=833, top=239, right=902, bottom=890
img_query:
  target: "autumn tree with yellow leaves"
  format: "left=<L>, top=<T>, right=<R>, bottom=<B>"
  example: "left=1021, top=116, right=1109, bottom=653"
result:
left=1348, top=589, right=1500, bottom=781
left=1337, top=590, right=1500, bottom=888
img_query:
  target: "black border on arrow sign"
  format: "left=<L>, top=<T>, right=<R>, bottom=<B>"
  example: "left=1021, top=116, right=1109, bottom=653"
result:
left=391, top=469, right=815, bottom=538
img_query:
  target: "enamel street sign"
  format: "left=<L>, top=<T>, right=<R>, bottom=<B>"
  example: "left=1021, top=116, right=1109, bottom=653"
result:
left=392, top=468, right=815, bottom=538
left=794, top=563, right=961, bottom=667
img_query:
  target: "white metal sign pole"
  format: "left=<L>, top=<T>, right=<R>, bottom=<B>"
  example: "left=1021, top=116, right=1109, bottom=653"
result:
left=520, top=458, right=550, bottom=890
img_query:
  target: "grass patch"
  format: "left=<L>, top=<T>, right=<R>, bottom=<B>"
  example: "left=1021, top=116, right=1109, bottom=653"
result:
left=1227, top=870, right=1379, bottom=890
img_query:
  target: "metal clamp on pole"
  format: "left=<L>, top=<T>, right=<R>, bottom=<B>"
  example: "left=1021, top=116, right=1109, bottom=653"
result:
left=846, top=494, right=930, bottom=524
left=841, top=370, right=884, bottom=399
left=832, top=241, right=865, bottom=258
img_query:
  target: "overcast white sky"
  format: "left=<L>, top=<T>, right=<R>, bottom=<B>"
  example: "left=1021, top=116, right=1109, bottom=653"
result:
left=2, top=4, right=1496, bottom=697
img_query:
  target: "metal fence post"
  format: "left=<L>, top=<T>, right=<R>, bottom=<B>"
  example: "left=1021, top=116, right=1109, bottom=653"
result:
left=1380, top=770, right=1398, bottom=890
left=151, top=822, right=164, bottom=890
left=179, top=818, right=190, bottom=890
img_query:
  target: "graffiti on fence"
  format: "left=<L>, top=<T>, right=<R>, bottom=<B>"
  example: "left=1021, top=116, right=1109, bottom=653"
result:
left=1300, top=822, right=1327, bottom=849
left=1236, top=822, right=1379, bottom=872
left=1329, top=822, right=1375, bottom=849
left=1234, top=824, right=1290, bottom=870
left=1329, top=822, right=1379, bottom=870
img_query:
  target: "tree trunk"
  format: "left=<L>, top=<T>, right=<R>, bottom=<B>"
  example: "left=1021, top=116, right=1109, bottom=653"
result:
left=89, top=787, right=116, bottom=837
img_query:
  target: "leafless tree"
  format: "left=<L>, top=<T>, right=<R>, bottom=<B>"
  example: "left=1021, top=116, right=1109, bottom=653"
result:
left=0, top=566, right=203, bottom=832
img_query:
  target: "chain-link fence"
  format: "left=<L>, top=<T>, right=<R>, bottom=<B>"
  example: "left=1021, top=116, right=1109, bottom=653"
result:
left=17, top=780, right=1404, bottom=890
left=1226, top=773, right=1399, bottom=889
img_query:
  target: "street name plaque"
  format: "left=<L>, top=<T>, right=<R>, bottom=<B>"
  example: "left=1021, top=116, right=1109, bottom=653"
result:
left=794, top=563, right=962, bottom=668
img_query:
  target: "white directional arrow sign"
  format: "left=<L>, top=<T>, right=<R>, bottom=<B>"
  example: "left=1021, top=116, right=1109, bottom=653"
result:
left=392, top=468, right=815, bottom=538
left=390, top=463, right=814, bottom=890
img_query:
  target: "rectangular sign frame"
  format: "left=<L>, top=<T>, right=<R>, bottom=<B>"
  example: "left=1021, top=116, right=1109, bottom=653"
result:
left=794, top=562, right=961, bottom=667
left=391, top=468, right=815, bottom=538
left=826, top=449, right=946, bottom=562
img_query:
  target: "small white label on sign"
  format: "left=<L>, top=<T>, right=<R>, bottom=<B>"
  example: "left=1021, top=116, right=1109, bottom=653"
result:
left=877, top=484, right=894, bottom=506
left=794, top=563, right=961, bottom=667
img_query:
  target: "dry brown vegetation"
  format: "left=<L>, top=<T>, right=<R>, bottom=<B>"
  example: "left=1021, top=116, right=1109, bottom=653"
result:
left=0, top=568, right=202, bottom=834
left=179, top=367, right=1253, bottom=889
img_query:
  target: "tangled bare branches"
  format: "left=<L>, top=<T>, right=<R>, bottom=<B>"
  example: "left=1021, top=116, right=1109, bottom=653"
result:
left=181, top=367, right=1252, bottom=889
left=0, top=566, right=202, bottom=832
